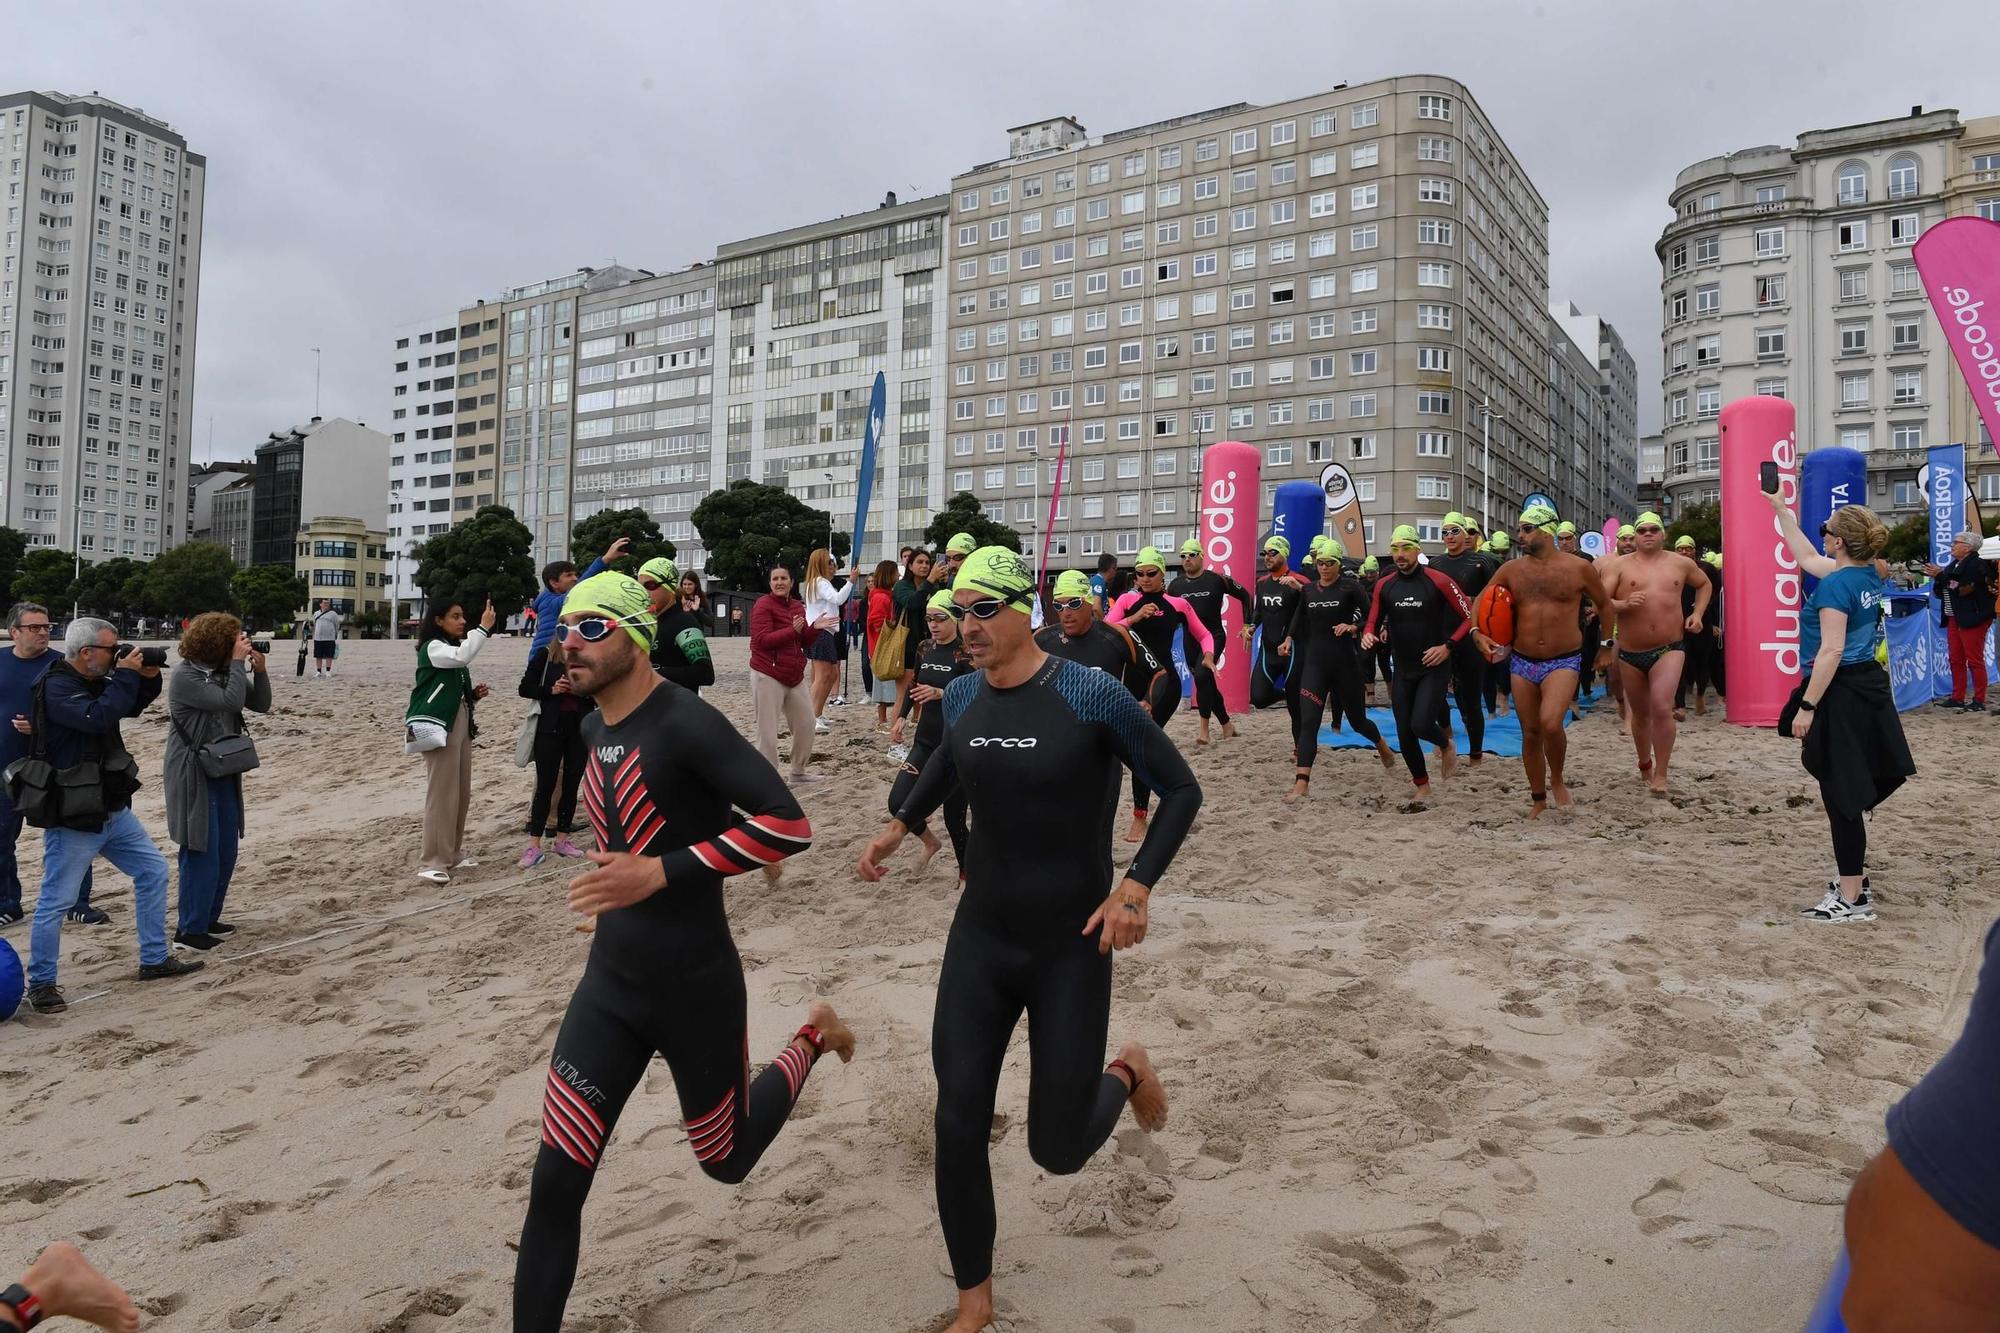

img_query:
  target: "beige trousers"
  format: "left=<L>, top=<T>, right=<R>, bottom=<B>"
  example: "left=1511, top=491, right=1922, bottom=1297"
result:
left=421, top=710, right=473, bottom=871
left=752, top=672, right=815, bottom=777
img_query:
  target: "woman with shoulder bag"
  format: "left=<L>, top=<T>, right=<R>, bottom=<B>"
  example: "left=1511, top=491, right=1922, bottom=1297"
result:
left=408, top=598, right=495, bottom=884
left=165, top=612, right=272, bottom=950
left=865, top=560, right=900, bottom=728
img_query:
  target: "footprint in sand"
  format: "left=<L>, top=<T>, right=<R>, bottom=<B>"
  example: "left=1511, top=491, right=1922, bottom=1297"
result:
left=1110, top=1243, right=1163, bottom=1278
left=0, top=1177, right=92, bottom=1206
left=188, top=1121, right=260, bottom=1154
left=1632, top=1177, right=1686, bottom=1235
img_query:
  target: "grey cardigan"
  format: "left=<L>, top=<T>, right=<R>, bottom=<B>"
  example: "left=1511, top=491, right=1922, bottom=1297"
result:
left=163, top=657, right=273, bottom=852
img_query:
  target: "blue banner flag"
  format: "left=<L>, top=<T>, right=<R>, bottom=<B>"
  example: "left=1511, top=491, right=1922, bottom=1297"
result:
left=1926, top=443, right=1964, bottom=568
left=1799, top=447, right=1868, bottom=595
left=851, top=371, right=886, bottom=567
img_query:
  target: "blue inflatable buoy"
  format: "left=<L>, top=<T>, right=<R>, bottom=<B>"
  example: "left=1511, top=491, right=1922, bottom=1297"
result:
left=0, top=938, right=23, bottom=1022
left=1802, top=1246, right=1849, bottom=1332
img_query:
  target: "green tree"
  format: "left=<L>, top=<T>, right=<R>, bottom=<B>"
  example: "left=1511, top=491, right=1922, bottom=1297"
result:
left=412, top=504, right=538, bottom=620
left=569, top=507, right=674, bottom=576
left=70, top=556, right=144, bottom=620
left=690, top=480, right=849, bottom=590
left=1881, top=513, right=1931, bottom=563
left=0, top=526, right=29, bottom=607
left=232, top=563, right=308, bottom=631
left=924, top=491, right=1023, bottom=554
left=138, top=542, right=237, bottom=621
left=10, top=549, right=77, bottom=611
left=1666, top=501, right=1720, bottom=555
left=352, top=604, right=390, bottom=637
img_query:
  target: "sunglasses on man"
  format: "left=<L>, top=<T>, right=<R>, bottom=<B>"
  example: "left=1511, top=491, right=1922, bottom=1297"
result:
left=943, top=587, right=1033, bottom=620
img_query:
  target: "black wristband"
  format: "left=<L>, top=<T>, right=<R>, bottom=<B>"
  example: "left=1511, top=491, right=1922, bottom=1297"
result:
left=1, top=1284, right=43, bottom=1329
left=1797, top=698, right=1817, bottom=712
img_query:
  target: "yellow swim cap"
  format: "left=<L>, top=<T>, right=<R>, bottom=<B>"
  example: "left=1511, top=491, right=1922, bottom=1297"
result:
left=1520, top=503, right=1559, bottom=532
left=561, top=571, right=655, bottom=649
left=1616, top=524, right=1636, bottom=539
left=1052, top=569, right=1093, bottom=601
left=1490, top=530, right=1512, bottom=550
left=1135, top=546, right=1167, bottom=572
left=1389, top=524, right=1421, bottom=548
left=1262, top=535, right=1291, bottom=559
left=926, top=587, right=956, bottom=614
left=1675, top=534, right=1697, bottom=550
left=952, top=545, right=1035, bottom=613
left=1555, top=520, right=1578, bottom=537
left=638, top=556, right=679, bottom=586
left=1634, top=511, right=1665, bottom=530
left=946, top=532, right=978, bottom=556
left=1442, top=511, right=1469, bottom=530
left=1314, top=536, right=1347, bottom=561
left=1178, top=538, right=1203, bottom=557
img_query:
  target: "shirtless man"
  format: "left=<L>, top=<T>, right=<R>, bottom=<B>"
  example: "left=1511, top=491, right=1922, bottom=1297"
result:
left=1475, top=504, right=1613, bottom=817
left=1603, top=513, right=1711, bottom=796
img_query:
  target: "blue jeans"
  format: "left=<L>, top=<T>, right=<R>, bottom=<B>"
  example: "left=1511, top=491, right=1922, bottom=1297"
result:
left=176, top=779, right=241, bottom=935
left=28, top=807, right=169, bottom=985
left=0, top=795, right=92, bottom=916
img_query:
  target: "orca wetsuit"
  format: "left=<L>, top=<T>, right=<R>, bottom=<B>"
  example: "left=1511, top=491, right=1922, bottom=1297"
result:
left=1106, top=590, right=1211, bottom=814
left=1035, top=616, right=1166, bottom=703
left=1287, top=574, right=1383, bottom=770
left=514, top=681, right=816, bottom=1331
left=893, top=654, right=1200, bottom=1293
left=888, top=639, right=975, bottom=866
left=1365, top=566, right=1473, bottom=785
left=1250, top=573, right=1305, bottom=729
left=1428, top=549, right=1493, bottom=756
left=1168, top=568, right=1252, bottom=724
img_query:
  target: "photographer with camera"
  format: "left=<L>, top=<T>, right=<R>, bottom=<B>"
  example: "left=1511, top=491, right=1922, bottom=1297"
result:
left=18, top=619, right=202, bottom=1014
left=0, top=603, right=96, bottom=929
left=164, top=613, right=271, bottom=951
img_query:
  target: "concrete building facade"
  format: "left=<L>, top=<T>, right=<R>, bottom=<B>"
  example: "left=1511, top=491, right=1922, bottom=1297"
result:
left=187, top=458, right=250, bottom=546
left=1551, top=301, right=1640, bottom=521
left=385, top=312, right=463, bottom=606
left=293, top=514, right=387, bottom=620
left=210, top=474, right=253, bottom=566
left=249, top=417, right=390, bottom=567
left=1657, top=107, right=1995, bottom=521
left=0, top=90, right=205, bottom=561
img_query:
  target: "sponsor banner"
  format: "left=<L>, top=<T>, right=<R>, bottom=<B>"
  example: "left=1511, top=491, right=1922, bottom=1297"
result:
left=1913, top=217, right=2000, bottom=457
left=1719, top=396, right=1801, bottom=727
left=1271, top=480, right=1325, bottom=573
left=1201, top=442, right=1262, bottom=715
left=850, top=371, right=886, bottom=567
left=1927, top=444, right=1965, bottom=568
left=1319, top=462, right=1366, bottom=556
left=1798, top=446, right=1867, bottom=595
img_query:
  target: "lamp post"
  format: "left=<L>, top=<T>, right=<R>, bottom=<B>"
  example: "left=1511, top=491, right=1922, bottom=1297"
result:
left=1478, top=397, right=1506, bottom=536
left=388, top=483, right=402, bottom=641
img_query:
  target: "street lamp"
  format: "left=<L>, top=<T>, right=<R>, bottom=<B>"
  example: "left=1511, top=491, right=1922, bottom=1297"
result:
left=1477, top=398, right=1506, bottom=536
left=388, top=482, right=403, bottom=641
left=821, top=471, right=836, bottom=559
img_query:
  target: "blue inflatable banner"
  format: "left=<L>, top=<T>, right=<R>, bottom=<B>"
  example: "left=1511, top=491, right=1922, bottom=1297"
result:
left=1799, top=447, right=1868, bottom=595
left=1271, top=480, right=1325, bottom=574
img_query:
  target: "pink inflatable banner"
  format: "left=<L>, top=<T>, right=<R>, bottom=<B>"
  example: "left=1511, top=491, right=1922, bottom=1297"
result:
left=1199, top=441, right=1261, bottom=715
left=1914, top=217, right=2000, bottom=457
left=1601, top=516, right=1620, bottom=549
left=1719, top=396, right=1801, bottom=728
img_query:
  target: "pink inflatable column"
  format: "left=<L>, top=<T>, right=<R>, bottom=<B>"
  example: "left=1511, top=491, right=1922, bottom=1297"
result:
left=1719, top=396, right=1802, bottom=727
left=1200, top=441, right=1262, bottom=716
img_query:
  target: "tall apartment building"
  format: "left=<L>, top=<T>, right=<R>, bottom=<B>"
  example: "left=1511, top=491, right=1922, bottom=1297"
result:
left=1550, top=301, right=1639, bottom=520
left=385, top=313, right=462, bottom=606
left=249, top=416, right=389, bottom=567
left=572, top=264, right=717, bottom=568
left=944, top=77, right=1568, bottom=561
left=714, top=196, right=947, bottom=565
left=1656, top=106, right=1998, bottom=520
left=0, top=91, right=205, bottom=561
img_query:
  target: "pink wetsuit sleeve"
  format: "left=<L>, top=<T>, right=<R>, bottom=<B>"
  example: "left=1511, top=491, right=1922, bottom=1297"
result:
left=1105, top=591, right=1142, bottom=625
left=1166, top=595, right=1214, bottom=655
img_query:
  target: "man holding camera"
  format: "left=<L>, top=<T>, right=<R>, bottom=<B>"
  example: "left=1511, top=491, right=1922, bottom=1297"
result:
left=22, top=619, right=202, bottom=1015
left=0, top=603, right=95, bottom=928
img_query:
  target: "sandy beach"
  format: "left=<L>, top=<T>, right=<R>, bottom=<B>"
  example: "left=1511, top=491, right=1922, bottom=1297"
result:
left=2, top=634, right=1992, bottom=1331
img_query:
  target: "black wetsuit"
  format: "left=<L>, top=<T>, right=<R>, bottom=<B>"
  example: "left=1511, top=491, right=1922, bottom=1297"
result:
left=515, top=681, right=817, bottom=1331
left=1287, top=575, right=1383, bottom=771
left=889, top=639, right=975, bottom=866
left=1356, top=570, right=1396, bottom=689
left=1575, top=551, right=1602, bottom=696
left=1678, top=561, right=1724, bottom=709
left=1250, top=573, right=1305, bottom=730
left=1035, top=617, right=1165, bottom=704
left=1106, top=591, right=1208, bottom=815
left=1428, top=549, right=1493, bottom=755
left=1365, top=565, right=1473, bottom=784
left=1168, top=568, right=1253, bottom=724
left=894, top=656, right=1200, bottom=1293
left=650, top=606, right=715, bottom=695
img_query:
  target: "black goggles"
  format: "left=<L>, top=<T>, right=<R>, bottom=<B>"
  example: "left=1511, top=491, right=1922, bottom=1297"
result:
left=946, top=587, right=1032, bottom=620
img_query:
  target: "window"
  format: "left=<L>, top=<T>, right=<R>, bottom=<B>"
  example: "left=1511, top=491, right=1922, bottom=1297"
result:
left=1417, top=475, right=1452, bottom=500
left=1308, top=354, right=1336, bottom=380
left=1417, top=302, right=1453, bottom=329
left=1350, top=308, right=1377, bottom=334
left=1159, top=145, right=1181, bottom=168
left=1890, top=262, right=1921, bottom=296
left=1311, top=111, right=1338, bottom=136
left=1268, top=238, right=1295, bottom=263
left=1754, top=377, right=1787, bottom=398
left=1839, top=268, right=1868, bottom=301
left=1693, top=235, right=1720, bottom=264
left=1755, top=226, right=1785, bottom=257
left=1417, top=94, right=1452, bottom=120
left=1156, top=183, right=1181, bottom=207
left=1417, top=431, right=1452, bottom=458
left=1670, top=341, right=1689, bottom=373
left=1695, top=335, right=1720, bottom=366
left=1669, top=391, right=1689, bottom=423
left=1350, top=394, right=1379, bottom=418
left=1756, top=182, right=1789, bottom=205
left=1309, top=190, right=1339, bottom=218
left=1417, top=218, right=1453, bottom=246
left=1838, top=163, right=1867, bottom=205
left=1892, top=316, right=1921, bottom=352
left=1695, top=438, right=1720, bottom=473
left=1271, top=120, right=1296, bottom=145
left=1351, top=266, right=1378, bottom=292
left=1351, top=143, right=1379, bottom=171
left=1892, top=423, right=1925, bottom=451
left=1194, top=213, right=1219, bottom=237
left=1417, top=178, right=1453, bottom=205
left=989, top=218, right=1010, bottom=241
left=1351, top=101, right=1379, bottom=128
left=1417, top=346, right=1451, bottom=373
left=1417, top=262, right=1453, bottom=287
left=1894, top=370, right=1923, bottom=404
left=1232, top=288, right=1255, bottom=311
left=1838, top=219, right=1867, bottom=251
left=1889, top=213, right=1921, bottom=245
left=1194, top=175, right=1219, bottom=201
left=1231, top=207, right=1256, bottom=232
left=1122, top=190, right=1145, bottom=215
left=1416, top=391, right=1452, bottom=415
left=1308, top=231, right=1336, bottom=258
left=1417, top=135, right=1453, bottom=162
left=1310, top=151, right=1338, bottom=178
left=1230, top=366, right=1255, bottom=389
left=1350, top=184, right=1379, bottom=210
left=1840, top=322, right=1869, bottom=356
left=1696, top=387, right=1721, bottom=419
left=1195, top=138, right=1219, bottom=162
left=1669, top=243, right=1688, bottom=275
left=1269, top=199, right=1295, bottom=224
left=1756, top=274, right=1787, bottom=307
left=1757, top=326, right=1787, bottom=360
left=1123, top=151, right=1146, bottom=177
left=1350, top=350, right=1378, bottom=375
left=1350, top=223, right=1378, bottom=251
left=1349, top=433, right=1377, bottom=459
left=1839, top=373, right=1869, bottom=407
left=1888, top=155, right=1919, bottom=200
left=1086, top=199, right=1110, bottom=222
left=1694, top=284, right=1720, bottom=315
left=1268, top=319, right=1293, bottom=344
left=1309, top=273, right=1338, bottom=299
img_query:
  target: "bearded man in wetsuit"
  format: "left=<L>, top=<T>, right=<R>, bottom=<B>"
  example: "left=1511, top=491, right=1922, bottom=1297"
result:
left=1362, top=525, right=1472, bottom=802
left=1603, top=512, right=1711, bottom=796
left=1429, top=512, right=1495, bottom=766
left=857, top=547, right=1199, bottom=1333
left=1170, top=538, right=1253, bottom=744
left=1244, top=536, right=1308, bottom=728
left=1475, top=504, right=1614, bottom=817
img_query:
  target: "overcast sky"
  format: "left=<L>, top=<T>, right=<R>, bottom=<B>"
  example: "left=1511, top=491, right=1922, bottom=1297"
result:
left=20, top=0, right=1987, bottom=461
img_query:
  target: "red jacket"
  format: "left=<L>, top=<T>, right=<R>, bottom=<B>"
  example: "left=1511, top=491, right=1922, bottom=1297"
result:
left=750, top=593, right=814, bottom=687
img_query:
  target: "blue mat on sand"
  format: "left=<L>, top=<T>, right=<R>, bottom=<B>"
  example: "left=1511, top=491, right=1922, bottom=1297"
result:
left=1318, top=688, right=1594, bottom=759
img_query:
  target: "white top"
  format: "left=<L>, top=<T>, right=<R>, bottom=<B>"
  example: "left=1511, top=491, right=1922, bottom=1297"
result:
left=425, top=627, right=489, bottom=668
left=805, top=576, right=853, bottom=627
left=313, top=609, right=343, bottom=641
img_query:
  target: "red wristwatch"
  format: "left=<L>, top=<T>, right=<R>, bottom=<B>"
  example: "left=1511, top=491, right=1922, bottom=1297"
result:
left=0, top=1285, right=43, bottom=1329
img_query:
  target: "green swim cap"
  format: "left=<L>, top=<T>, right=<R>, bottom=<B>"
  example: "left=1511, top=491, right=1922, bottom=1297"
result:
left=1442, top=511, right=1469, bottom=530
left=1360, top=555, right=1380, bottom=573
left=1634, top=511, right=1665, bottom=530
left=953, top=545, right=1035, bottom=613
left=1556, top=520, right=1578, bottom=537
left=561, top=571, right=655, bottom=649
left=638, top=556, right=680, bottom=587
left=1705, top=551, right=1722, bottom=568
left=1314, top=536, right=1346, bottom=561
left=1616, top=524, right=1636, bottom=539
left=1179, top=538, right=1203, bottom=557
left=1135, top=546, right=1167, bottom=572
left=1520, top=503, right=1559, bottom=533
left=1053, top=569, right=1094, bottom=601
left=1262, top=535, right=1291, bottom=559
left=927, top=587, right=956, bottom=614
left=1389, top=524, right=1421, bottom=548
left=1490, top=531, right=1512, bottom=550
left=1674, top=534, right=1696, bottom=550
left=946, top=532, right=978, bottom=556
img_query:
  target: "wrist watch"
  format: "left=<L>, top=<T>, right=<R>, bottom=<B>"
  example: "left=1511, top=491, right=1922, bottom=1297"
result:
left=0, top=1284, right=44, bottom=1328
left=1797, top=697, right=1817, bottom=712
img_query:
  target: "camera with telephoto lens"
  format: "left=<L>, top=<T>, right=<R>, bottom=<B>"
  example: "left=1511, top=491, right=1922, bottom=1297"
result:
left=115, top=643, right=169, bottom=667
left=249, top=639, right=272, bottom=654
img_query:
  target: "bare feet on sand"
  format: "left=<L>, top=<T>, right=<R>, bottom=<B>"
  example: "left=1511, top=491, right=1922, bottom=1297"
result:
left=1376, top=739, right=1396, bottom=770
left=1197, top=718, right=1211, bottom=746
left=805, top=1000, right=856, bottom=1063
left=1221, top=720, right=1238, bottom=739
left=762, top=864, right=783, bottom=883
left=945, top=1279, right=995, bottom=1332
left=1124, top=811, right=1148, bottom=843
left=574, top=915, right=597, bottom=935
left=1437, top=739, right=1457, bottom=783
left=1551, top=780, right=1576, bottom=810
left=915, top=827, right=942, bottom=875
left=1282, top=777, right=1310, bottom=806
left=20, top=1241, right=139, bottom=1333
left=1672, top=707, right=1687, bottom=722
left=1114, top=1039, right=1168, bottom=1130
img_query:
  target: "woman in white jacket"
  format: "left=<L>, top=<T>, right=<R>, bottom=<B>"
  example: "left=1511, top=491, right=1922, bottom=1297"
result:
left=802, top=547, right=853, bottom=731
left=406, top=597, right=496, bottom=883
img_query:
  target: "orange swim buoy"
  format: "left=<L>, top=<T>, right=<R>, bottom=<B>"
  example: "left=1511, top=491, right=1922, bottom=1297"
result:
left=1473, top=583, right=1514, bottom=657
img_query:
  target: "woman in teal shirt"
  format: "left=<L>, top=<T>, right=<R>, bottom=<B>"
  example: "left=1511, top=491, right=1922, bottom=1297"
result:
left=1767, top=493, right=1914, bottom=923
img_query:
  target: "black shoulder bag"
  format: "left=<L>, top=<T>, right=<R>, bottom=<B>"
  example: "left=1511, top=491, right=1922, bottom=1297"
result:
left=3, top=674, right=131, bottom=829
left=169, top=683, right=260, bottom=780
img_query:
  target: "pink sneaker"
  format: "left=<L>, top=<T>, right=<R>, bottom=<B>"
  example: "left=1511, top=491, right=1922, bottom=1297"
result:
left=552, top=835, right=585, bottom=859
left=517, top=843, right=545, bottom=870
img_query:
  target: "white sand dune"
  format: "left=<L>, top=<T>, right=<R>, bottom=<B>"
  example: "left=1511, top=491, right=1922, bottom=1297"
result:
left=2, top=635, right=1990, bottom=1331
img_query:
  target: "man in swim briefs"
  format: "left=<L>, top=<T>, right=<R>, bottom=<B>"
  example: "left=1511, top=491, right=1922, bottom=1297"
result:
left=1603, top=512, right=1711, bottom=795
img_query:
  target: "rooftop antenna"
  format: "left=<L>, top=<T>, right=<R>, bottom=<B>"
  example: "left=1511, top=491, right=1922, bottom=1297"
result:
left=312, top=347, right=322, bottom=418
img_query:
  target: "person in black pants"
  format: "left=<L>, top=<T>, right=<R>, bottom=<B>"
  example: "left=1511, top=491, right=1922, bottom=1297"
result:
left=889, top=588, right=975, bottom=876
left=1429, top=513, right=1494, bottom=765
left=1364, top=526, right=1474, bottom=803
left=857, top=546, right=1199, bottom=1333
left=1479, top=535, right=1514, bottom=716
left=516, top=641, right=596, bottom=870
left=1246, top=537, right=1307, bottom=730
left=1169, top=538, right=1253, bottom=744
left=1672, top=535, right=1721, bottom=717
left=513, top=571, right=856, bottom=1331
left=1285, top=542, right=1394, bottom=802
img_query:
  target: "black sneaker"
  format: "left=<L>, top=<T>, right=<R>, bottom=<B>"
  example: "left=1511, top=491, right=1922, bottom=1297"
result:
left=1969, top=702, right=1988, bottom=714
left=206, top=921, right=237, bottom=938
left=173, top=931, right=224, bottom=952
left=24, top=983, right=66, bottom=1013
left=65, top=904, right=110, bottom=925
left=136, top=955, right=205, bottom=981
left=1938, top=698, right=1966, bottom=710
left=0, top=907, right=23, bottom=927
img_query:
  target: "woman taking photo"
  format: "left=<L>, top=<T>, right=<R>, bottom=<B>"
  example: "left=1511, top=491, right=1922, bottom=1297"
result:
left=890, top=549, right=934, bottom=719
left=750, top=565, right=819, bottom=784
left=515, top=636, right=594, bottom=869
left=1766, top=494, right=1914, bottom=923
left=407, top=597, right=495, bottom=884
left=802, top=547, right=853, bottom=733
left=164, top=613, right=271, bottom=949
left=865, top=559, right=900, bottom=728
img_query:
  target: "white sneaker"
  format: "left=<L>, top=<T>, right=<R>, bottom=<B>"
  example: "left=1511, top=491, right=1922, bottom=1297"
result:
left=1802, top=889, right=1875, bottom=923
left=453, top=855, right=480, bottom=869
left=416, top=868, right=450, bottom=885
left=830, top=696, right=848, bottom=707
left=813, top=718, right=831, bottom=734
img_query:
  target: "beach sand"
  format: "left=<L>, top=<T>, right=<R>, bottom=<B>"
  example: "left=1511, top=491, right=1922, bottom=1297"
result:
left=2, top=635, right=1991, bottom=1331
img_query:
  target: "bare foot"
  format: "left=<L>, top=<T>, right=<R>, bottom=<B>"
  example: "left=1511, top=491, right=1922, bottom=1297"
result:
left=1221, top=720, right=1238, bottom=739
left=1282, top=777, right=1310, bottom=806
left=1671, top=708, right=1687, bottom=722
left=1114, top=1040, right=1168, bottom=1130
left=945, top=1279, right=995, bottom=1332
left=1694, top=697, right=1707, bottom=716
left=1376, top=740, right=1396, bottom=770
left=915, top=828, right=942, bottom=875
left=1409, top=781, right=1432, bottom=807
left=762, top=864, right=784, bottom=883
left=1527, top=792, right=1547, bottom=820
left=1197, top=719, right=1211, bottom=746
left=574, top=915, right=597, bottom=935
left=22, top=1241, right=139, bottom=1333
left=1647, top=763, right=1670, bottom=797
left=1466, top=754, right=1484, bottom=769
left=1124, top=812, right=1148, bottom=844
left=806, top=1000, right=856, bottom=1063
left=1551, top=781, right=1576, bottom=810
left=1437, top=741, right=1457, bottom=783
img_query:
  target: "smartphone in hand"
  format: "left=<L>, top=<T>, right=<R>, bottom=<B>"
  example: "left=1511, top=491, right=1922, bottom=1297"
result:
left=1759, top=461, right=1780, bottom=495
